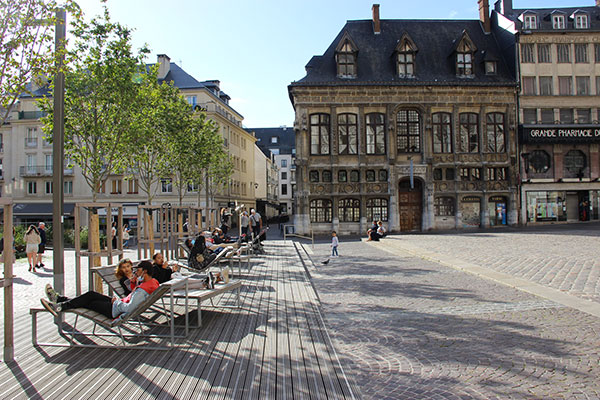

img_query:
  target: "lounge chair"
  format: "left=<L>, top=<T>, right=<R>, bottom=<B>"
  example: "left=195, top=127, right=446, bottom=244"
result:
left=30, top=278, right=190, bottom=350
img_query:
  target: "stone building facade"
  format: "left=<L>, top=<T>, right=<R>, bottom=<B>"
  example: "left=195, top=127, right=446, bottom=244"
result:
left=289, top=3, right=519, bottom=235
left=493, top=0, right=600, bottom=224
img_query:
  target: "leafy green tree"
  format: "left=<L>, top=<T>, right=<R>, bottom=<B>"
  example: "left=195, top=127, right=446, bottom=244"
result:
left=127, top=69, right=189, bottom=205
left=168, top=110, right=228, bottom=207
left=39, top=8, right=148, bottom=201
left=0, top=0, right=81, bottom=125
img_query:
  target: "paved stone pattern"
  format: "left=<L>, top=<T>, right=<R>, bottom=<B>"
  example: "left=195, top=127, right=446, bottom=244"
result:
left=307, top=239, right=600, bottom=400
left=383, top=226, right=600, bottom=303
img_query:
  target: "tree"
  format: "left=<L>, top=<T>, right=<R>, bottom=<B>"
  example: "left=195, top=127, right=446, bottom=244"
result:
left=127, top=70, right=189, bottom=205
left=39, top=8, right=148, bottom=201
left=0, top=0, right=80, bottom=125
left=168, top=110, right=230, bottom=207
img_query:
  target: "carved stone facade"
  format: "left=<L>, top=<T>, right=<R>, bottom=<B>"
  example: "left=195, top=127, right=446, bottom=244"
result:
left=289, top=85, right=519, bottom=234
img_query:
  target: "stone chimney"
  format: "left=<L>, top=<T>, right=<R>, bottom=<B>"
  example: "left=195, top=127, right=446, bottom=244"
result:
left=494, top=0, right=512, bottom=14
left=372, top=4, right=381, bottom=34
left=157, top=54, right=171, bottom=80
left=479, top=0, right=491, bottom=33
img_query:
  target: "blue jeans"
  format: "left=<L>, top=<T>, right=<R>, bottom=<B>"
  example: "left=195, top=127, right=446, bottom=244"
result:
left=331, top=246, right=338, bottom=256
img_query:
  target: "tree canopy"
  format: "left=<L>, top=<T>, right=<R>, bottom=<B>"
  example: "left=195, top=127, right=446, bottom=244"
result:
left=0, top=0, right=81, bottom=125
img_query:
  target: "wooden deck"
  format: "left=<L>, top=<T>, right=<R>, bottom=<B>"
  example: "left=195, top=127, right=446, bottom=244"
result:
left=0, top=241, right=356, bottom=399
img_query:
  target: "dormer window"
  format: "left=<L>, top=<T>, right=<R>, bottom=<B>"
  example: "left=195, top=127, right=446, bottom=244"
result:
left=485, top=61, right=497, bottom=75
left=395, top=33, right=418, bottom=78
left=523, top=14, right=537, bottom=30
left=575, top=13, right=588, bottom=29
left=552, top=15, right=565, bottom=29
left=335, top=34, right=358, bottom=79
left=454, top=32, right=476, bottom=77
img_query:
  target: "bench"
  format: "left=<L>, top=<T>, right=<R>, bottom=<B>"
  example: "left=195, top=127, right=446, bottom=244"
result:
left=31, top=278, right=190, bottom=350
left=92, top=263, right=242, bottom=328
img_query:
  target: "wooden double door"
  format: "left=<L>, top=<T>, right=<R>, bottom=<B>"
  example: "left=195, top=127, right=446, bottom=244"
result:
left=398, top=179, right=422, bottom=232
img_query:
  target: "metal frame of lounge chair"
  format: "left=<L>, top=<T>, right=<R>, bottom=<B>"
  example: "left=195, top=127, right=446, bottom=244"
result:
left=30, top=279, right=190, bottom=350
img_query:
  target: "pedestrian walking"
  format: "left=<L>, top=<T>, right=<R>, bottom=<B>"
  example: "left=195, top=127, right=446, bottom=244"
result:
left=331, top=230, right=339, bottom=257
left=36, top=222, right=46, bottom=269
left=111, top=221, right=117, bottom=249
left=122, top=224, right=131, bottom=248
left=24, top=225, right=41, bottom=272
left=250, top=209, right=262, bottom=241
left=240, top=211, right=250, bottom=239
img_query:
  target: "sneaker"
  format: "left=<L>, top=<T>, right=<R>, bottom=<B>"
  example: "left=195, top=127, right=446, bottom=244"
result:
left=45, top=284, right=59, bottom=304
left=40, top=298, right=58, bottom=317
left=221, top=267, right=230, bottom=284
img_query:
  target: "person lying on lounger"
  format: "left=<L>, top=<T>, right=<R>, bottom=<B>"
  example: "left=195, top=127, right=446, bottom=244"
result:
left=40, top=261, right=159, bottom=321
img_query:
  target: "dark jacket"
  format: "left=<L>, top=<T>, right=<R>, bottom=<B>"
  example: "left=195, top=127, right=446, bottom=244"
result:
left=152, top=264, right=173, bottom=284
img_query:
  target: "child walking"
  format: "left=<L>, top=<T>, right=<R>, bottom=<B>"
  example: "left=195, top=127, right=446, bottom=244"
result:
left=331, top=231, right=339, bottom=257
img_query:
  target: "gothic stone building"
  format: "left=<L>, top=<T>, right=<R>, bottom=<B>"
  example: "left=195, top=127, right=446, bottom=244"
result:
left=288, top=3, right=519, bottom=235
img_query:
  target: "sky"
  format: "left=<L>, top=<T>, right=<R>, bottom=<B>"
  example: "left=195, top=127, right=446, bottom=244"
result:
left=72, top=0, right=590, bottom=128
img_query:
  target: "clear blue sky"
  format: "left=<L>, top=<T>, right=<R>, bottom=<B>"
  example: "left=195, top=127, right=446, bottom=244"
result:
left=73, top=0, right=589, bottom=128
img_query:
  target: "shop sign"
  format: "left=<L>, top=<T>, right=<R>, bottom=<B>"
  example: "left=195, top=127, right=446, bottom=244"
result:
left=521, top=125, right=600, bottom=143
left=489, top=196, right=506, bottom=202
left=462, top=196, right=481, bottom=203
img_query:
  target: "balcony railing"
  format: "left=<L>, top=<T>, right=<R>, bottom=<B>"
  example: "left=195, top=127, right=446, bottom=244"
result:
left=24, top=138, right=38, bottom=148
left=18, top=111, right=47, bottom=120
left=19, top=165, right=74, bottom=177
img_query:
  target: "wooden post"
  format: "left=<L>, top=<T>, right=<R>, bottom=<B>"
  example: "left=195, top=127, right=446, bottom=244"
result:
left=107, top=206, right=113, bottom=266
left=137, top=207, right=142, bottom=260
left=74, top=205, right=81, bottom=296
left=177, top=212, right=183, bottom=259
left=147, top=211, right=155, bottom=256
left=90, top=211, right=102, bottom=293
left=3, top=202, right=14, bottom=361
left=118, top=205, right=123, bottom=254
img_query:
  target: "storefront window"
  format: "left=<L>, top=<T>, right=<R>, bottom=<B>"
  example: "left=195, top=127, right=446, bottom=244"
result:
left=526, top=191, right=567, bottom=222
left=488, top=196, right=507, bottom=226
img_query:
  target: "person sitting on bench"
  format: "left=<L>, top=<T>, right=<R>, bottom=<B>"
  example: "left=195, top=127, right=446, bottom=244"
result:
left=115, top=258, right=136, bottom=295
left=152, top=252, right=179, bottom=284
left=40, top=261, right=159, bottom=321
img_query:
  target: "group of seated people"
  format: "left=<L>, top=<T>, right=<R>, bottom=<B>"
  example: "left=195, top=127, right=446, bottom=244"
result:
left=367, top=220, right=387, bottom=241
left=40, top=251, right=230, bottom=321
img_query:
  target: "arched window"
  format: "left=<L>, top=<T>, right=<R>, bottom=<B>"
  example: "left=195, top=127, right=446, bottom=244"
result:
left=338, top=113, right=358, bottom=155
left=338, top=170, right=347, bottom=182
left=338, top=198, right=360, bottom=222
left=459, top=113, right=479, bottom=153
left=350, top=170, right=360, bottom=182
left=322, top=170, right=332, bottom=182
left=486, top=113, right=506, bottom=153
left=366, top=113, right=386, bottom=154
left=366, top=198, right=388, bottom=222
left=397, top=110, right=421, bottom=153
left=432, top=112, right=452, bottom=153
left=564, top=150, right=586, bottom=177
left=310, top=113, right=330, bottom=155
left=310, top=199, right=332, bottom=223
left=528, top=150, right=551, bottom=174
left=309, top=170, right=319, bottom=182
left=434, top=197, right=456, bottom=216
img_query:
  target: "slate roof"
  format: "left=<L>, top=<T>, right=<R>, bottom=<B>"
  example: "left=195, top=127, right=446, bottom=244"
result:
left=246, top=127, right=295, bottom=157
left=290, top=19, right=516, bottom=88
left=502, top=6, right=600, bottom=31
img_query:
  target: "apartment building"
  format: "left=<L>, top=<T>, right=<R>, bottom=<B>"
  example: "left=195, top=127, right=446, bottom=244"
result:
left=2, top=54, right=257, bottom=225
left=249, top=127, right=296, bottom=215
left=493, top=0, right=600, bottom=223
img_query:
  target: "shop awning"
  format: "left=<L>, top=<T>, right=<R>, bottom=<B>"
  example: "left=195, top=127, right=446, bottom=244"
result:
left=12, top=203, right=76, bottom=216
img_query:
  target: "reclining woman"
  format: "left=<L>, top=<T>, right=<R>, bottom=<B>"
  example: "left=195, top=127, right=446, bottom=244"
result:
left=40, top=261, right=159, bottom=321
left=151, top=252, right=181, bottom=284
left=115, top=258, right=136, bottom=295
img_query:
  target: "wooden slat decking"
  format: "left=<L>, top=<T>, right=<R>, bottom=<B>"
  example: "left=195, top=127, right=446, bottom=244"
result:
left=0, top=240, right=356, bottom=400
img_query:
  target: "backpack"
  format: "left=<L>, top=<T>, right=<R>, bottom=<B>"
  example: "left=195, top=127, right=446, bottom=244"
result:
left=188, top=235, right=216, bottom=271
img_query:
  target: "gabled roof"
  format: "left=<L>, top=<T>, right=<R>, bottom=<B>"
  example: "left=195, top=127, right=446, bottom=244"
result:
left=147, top=62, right=205, bottom=89
left=395, top=32, right=418, bottom=53
left=291, top=19, right=515, bottom=87
left=501, top=5, right=600, bottom=31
